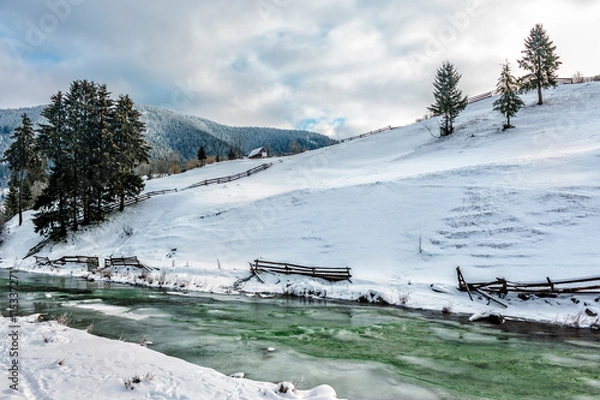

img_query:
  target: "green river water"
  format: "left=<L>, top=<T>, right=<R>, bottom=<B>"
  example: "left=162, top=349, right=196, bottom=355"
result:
left=1, top=269, right=599, bottom=399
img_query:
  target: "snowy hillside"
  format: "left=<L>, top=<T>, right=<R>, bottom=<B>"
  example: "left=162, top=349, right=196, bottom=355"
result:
left=2, top=82, right=600, bottom=326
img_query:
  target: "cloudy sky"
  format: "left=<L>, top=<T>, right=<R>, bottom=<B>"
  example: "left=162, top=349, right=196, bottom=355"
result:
left=1, top=0, right=598, bottom=138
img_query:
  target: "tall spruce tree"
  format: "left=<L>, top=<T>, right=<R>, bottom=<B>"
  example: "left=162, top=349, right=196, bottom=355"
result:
left=2, top=114, right=43, bottom=225
left=107, top=94, right=150, bottom=211
left=427, top=61, right=468, bottom=137
left=88, top=83, right=115, bottom=222
left=518, top=23, right=561, bottom=105
left=34, top=81, right=151, bottom=239
left=493, top=61, right=525, bottom=130
left=35, top=91, right=73, bottom=238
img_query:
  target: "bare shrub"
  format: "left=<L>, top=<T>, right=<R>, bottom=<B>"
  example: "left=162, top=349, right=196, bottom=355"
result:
left=185, top=159, right=200, bottom=170
left=398, top=293, right=409, bottom=306
left=56, top=313, right=70, bottom=326
left=158, top=269, right=167, bottom=285
left=572, top=71, right=585, bottom=83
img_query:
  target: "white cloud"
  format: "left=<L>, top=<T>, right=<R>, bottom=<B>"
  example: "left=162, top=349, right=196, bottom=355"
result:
left=0, top=0, right=598, bottom=138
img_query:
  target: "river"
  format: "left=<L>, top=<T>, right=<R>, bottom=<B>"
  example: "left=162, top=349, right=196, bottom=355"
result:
left=1, top=269, right=599, bottom=400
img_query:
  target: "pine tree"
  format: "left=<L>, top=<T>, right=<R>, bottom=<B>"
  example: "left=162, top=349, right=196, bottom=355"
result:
left=493, top=61, right=525, bottom=130
left=35, top=91, right=74, bottom=239
left=227, top=147, right=236, bottom=160
left=2, top=114, right=43, bottom=225
left=197, top=145, right=207, bottom=166
left=88, top=83, right=115, bottom=221
left=34, top=81, right=151, bottom=239
left=107, top=94, right=150, bottom=211
left=427, top=61, right=468, bottom=137
left=4, top=180, right=20, bottom=221
left=518, top=23, right=561, bottom=105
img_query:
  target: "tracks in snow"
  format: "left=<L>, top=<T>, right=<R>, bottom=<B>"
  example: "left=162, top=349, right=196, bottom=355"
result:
left=430, top=185, right=600, bottom=263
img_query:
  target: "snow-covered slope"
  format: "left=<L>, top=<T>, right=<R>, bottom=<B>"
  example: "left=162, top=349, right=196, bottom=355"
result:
left=2, top=82, right=600, bottom=326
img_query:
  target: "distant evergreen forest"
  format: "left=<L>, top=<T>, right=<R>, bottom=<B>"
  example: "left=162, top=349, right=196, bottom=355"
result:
left=0, top=104, right=335, bottom=190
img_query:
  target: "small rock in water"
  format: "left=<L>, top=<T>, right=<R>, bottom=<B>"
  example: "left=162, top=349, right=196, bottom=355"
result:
left=230, top=372, right=245, bottom=379
left=267, top=347, right=276, bottom=352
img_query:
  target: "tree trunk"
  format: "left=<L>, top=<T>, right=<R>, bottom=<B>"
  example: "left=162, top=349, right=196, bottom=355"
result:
left=537, top=84, right=543, bottom=105
left=72, top=194, right=78, bottom=231
left=18, top=173, right=23, bottom=226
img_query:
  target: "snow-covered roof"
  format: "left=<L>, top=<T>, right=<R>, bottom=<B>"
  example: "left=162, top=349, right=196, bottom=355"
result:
left=247, top=147, right=265, bottom=158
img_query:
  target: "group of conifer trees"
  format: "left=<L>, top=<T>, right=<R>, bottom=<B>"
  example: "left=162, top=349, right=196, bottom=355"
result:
left=428, top=23, right=561, bottom=136
left=3, top=80, right=150, bottom=239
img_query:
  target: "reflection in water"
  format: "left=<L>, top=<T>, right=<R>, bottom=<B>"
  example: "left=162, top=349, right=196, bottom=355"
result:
left=1, top=269, right=599, bottom=400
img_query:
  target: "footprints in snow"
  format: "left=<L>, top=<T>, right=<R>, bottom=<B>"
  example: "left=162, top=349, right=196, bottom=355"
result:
left=431, top=186, right=598, bottom=260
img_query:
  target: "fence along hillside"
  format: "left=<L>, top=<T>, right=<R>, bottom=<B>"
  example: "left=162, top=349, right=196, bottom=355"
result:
left=24, top=162, right=273, bottom=258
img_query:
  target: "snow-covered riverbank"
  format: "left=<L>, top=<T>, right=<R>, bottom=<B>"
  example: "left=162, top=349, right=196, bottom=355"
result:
left=1, top=315, right=341, bottom=400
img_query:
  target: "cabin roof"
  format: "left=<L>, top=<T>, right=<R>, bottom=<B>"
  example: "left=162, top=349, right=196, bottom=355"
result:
left=248, top=147, right=266, bottom=158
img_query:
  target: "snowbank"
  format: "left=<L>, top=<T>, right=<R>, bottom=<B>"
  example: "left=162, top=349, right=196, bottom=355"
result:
left=0, top=315, right=341, bottom=400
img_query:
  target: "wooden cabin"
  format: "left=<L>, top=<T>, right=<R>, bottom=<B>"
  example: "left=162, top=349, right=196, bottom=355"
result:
left=248, top=147, right=268, bottom=159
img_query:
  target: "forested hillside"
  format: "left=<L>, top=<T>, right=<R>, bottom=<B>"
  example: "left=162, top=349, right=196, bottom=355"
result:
left=137, top=105, right=333, bottom=160
left=0, top=104, right=333, bottom=190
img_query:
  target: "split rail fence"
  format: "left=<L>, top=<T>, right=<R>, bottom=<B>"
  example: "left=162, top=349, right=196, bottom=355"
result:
left=340, top=125, right=397, bottom=143
left=456, top=266, right=600, bottom=308
left=182, top=163, right=272, bottom=190
left=33, top=255, right=156, bottom=272
left=103, top=256, right=157, bottom=272
left=467, top=91, right=496, bottom=104
left=35, top=255, right=99, bottom=270
left=250, top=259, right=352, bottom=282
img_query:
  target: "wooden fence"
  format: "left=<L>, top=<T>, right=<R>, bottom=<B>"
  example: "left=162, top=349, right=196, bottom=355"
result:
left=467, top=91, right=496, bottom=104
left=101, top=189, right=178, bottom=213
left=250, top=259, right=352, bottom=282
left=103, top=256, right=157, bottom=272
left=35, top=255, right=99, bottom=270
left=182, top=163, right=272, bottom=190
left=340, top=125, right=397, bottom=143
left=26, top=238, right=52, bottom=259
left=456, top=266, right=600, bottom=308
